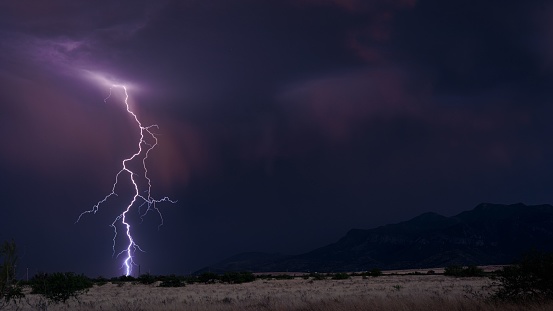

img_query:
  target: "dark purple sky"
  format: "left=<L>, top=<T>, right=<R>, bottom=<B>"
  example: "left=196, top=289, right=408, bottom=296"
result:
left=1, top=0, right=553, bottom=277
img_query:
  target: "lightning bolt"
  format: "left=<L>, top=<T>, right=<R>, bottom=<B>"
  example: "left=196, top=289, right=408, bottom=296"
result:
left=77, top=84, right=175, bottom=276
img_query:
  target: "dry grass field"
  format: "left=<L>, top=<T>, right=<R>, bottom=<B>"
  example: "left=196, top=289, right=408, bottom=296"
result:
left=7, top=274, right=553, bottom=311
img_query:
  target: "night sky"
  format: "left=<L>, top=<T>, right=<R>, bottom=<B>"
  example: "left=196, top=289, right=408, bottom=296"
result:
left=1, top=0, right=553, bottom=277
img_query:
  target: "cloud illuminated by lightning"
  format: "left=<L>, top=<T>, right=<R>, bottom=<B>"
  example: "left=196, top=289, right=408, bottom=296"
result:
left=77, top=83, right=175, bottom=276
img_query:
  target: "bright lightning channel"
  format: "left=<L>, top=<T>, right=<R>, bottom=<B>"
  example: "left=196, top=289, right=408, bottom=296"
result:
left=76, top=84, right=175, bottom=276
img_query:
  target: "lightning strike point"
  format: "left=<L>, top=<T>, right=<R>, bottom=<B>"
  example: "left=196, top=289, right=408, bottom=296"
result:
left=77, top=84, right=175, bottom=276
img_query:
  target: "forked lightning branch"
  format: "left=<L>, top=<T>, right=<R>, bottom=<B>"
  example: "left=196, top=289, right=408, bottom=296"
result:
left=76, top=85, right=175, bottom=276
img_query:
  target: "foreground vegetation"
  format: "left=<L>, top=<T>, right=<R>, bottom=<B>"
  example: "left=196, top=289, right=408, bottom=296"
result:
left=7, top=275, right=553, bottom=311
left=2, top=239, right=553, bottom=310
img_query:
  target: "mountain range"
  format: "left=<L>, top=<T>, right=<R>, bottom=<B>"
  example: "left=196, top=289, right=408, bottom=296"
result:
left=197, top=203, right=553, bottom=273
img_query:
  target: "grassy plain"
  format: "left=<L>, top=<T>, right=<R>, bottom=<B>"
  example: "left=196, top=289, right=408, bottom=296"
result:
left=10, top=273, right=553, bottom=311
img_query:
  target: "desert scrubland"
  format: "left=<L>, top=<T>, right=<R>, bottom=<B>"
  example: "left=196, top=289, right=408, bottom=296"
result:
left=8, top=274, right=553, bottom=311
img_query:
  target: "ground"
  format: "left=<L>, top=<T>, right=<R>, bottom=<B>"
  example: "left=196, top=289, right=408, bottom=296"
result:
left=7, top=273, right=552, bottom=310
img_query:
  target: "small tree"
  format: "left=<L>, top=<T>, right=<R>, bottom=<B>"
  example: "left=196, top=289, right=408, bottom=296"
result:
left=0, top=240, right=24, bottom=307
left=31, top=272, right=93, bottom=304
left=491, top=251, right=553, bottom=302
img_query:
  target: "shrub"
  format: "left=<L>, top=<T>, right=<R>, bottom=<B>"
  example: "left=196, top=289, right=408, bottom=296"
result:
left=444, top=265, right=484, bottom=277
left=331, top=273, right=350, bottom=280
left=368, top=268, right=382, bottom=277
left=92, top=276, right=108, bottom=286
left=138, top=273, right=157, bottom=285
left=31, top=272, right=93, bottom=304
left=0, top=240, right=24, bottom=307
left=444, top=265, right=463, bottom=276
left=273, top=274, right=294, bottom=280
left=158, top=275, right=184, bottom=287
left=115, top=275, right=135, bottom=282
left=221, top=272, right=255, bottom=284
left=309, top=273, right=327, bottom=280
left=184, top=275, right=198, bottom=284
left=197, top=272, right=219, bottom=284
left=491, top=251, right=553, bottom=302
left=255, top=274, right=272, bottom=280
left=464, top=265, right=485, bottom=277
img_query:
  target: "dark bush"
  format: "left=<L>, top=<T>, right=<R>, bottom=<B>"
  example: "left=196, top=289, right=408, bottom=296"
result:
left=331, top=273, right=350, bottom=280
left=444, top=265, right=463, bottom=276
left=138, top=273, right=157, bottom=285
left=273, top=274, right=294, bottom=280
left=368, top=268, right=382, bottom=277
left=31, top=272, right=93, bottom=304
left=0, top=240, right=24, bottom=306
left=309, top=273, right=327, bottom=280
left=197, top=272, right=219, bottom=284
left=158, top=275, right=184, bottom=287
left=464, top=265, right=485, bottom=277
left=92, top=276, right=108, bottom=286
left=444, top=265, right=484, bottom=277
left=491, top=251, right=553, bottom=302
left=221, top=272, right=255, bottom=284
left=255, top=274, right=272, bottom=280
left=115, top=275, right=135, bottom=282
left=184, top=276, right=198, bottom=284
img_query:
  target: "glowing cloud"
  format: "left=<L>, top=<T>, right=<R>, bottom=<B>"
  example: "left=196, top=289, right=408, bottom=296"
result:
left=83, top=70, right=139, bottom=92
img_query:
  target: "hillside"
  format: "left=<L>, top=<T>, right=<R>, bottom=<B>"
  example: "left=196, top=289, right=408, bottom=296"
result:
left=197, top=203, right=553, bottom=273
